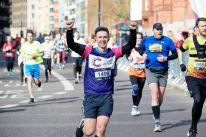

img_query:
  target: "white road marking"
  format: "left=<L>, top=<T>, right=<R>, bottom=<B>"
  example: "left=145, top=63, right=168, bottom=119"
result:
left=0, top=95, right=8, bottom=99
left=1, top=66, right=73, bottom=106
left=0, top=104, right=19, bottom=109
left=15, top=83, right=20, bottom=87
left=4, top=84, right=9, bottom=87
left=38, top=95, right=53, bottom=99
left=6, top=90, right=25, bottom=94
left=11, top=95, right=17, bottom=99
left=51, top=71, right=74, bottom=91
left=40, top=65, right=74, bottom=91
left=53, top=91, right=67, bottom=95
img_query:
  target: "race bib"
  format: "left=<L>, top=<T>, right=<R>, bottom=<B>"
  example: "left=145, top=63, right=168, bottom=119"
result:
left=194, top=59, right=206, bottom=70
left=149, top=44, right=162, bottom=52
left=134, top=63, right=145, bottom=70
left=95, top=70, right=111, bottom=80
left=6, top=52, right=12, bottom=57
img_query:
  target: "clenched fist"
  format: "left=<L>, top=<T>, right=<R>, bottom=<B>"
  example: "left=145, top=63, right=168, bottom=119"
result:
left=66, top=19, right=74, bottom=30
left=129, top=21, right=137, bottom=30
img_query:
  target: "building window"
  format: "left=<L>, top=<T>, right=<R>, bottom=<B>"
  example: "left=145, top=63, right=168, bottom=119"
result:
left=70, top=9, right=75, bottom=15
left=32, top=4, right=35, bottom=10
left=49, top=24, right=54, bottom=30
left=32, top=13, right=35, bottom=19
left=50, top=8, right=54, bottom=13
left=49, top=16, right=54, bottom=21
left=69, top=0, right=75, bottom=5
left=80, top=23, right=85, bottom=34
left=50, top=0, right=54, bottom=4
left=81, top=11, right=85, bottom=21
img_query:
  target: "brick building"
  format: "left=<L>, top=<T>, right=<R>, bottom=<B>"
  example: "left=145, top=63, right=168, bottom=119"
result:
left=87, top=0, right=130, bottom=36
left=0, top=0, right=11, bottom=31
left=142, top=0, right=195, bottom=34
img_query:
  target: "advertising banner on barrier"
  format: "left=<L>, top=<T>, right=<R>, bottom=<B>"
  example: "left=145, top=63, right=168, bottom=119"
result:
left=189, top=0, right=206, bottom=17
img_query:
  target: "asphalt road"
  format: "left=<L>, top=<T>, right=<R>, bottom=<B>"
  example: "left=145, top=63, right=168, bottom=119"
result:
left=0, top=63, right=206, bottom=137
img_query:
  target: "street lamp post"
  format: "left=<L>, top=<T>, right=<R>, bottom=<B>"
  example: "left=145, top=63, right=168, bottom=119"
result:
left=98, top=0, right=101, bottom=26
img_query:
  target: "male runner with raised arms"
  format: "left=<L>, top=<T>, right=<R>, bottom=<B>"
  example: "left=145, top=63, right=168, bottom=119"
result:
left=66, top=19, right=136, bottom=137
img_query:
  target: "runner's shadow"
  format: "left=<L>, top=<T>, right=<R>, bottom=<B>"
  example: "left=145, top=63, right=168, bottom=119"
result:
left=117, top=84, right=131, bottom=87
left=0, top=108, right=25, bottom=113
left=115, top=87, right=131, bottom=91
left=43, top=96, right=81, bottom=104
left=162, top=119, right=206, bottom=131
left=18, top=97, right=80, bottom=108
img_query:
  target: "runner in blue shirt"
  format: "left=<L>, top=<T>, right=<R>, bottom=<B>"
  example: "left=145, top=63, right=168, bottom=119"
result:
left=141, top=23, right=178, bottom=132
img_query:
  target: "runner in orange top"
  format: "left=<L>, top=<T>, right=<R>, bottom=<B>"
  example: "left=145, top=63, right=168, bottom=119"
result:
left=127, top=32, right=146, bottom=116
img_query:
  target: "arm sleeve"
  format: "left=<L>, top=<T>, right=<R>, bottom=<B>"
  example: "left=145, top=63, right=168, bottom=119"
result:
left=140, top=38, right=146, bottom=51
left=167, top=38, right=178, bottom=60
left=167, top=49, right=178, bottom=60
left=66, top=29, right=86, bottom=56
left=136, top=47, right=144, bottom=55
left=180, top=37, right=190, bottom=52
left=121, top=29, right=136, bottom=55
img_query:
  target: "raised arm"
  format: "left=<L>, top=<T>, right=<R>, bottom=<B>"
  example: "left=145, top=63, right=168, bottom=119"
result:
left=66, top=19, right=86, bottom=56
left=121, top=21, right=137, bottom=55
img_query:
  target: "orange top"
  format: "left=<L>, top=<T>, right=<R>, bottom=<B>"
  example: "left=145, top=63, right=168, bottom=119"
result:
left=128, top=49, right=146, bottom=78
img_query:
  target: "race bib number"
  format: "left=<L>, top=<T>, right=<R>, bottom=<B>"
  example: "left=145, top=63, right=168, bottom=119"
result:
left=149, top=44, right=162, bottom=52
left=95, top=70, right=111, bottom=80
left=134, top=63, right=145, bottom=70
left=194, top=60, right=206, bottom=70
left=6, top=52, right=13, bottom=57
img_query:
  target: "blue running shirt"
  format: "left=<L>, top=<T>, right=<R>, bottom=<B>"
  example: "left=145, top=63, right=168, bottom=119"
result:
left=82, top=46, right=122, bottom=94
left=141, top=36, right=176, bottom=69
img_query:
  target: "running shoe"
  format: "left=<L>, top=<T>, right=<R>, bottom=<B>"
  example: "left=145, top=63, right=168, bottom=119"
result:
left=74, top=78, right=79, bottom=84
left=187, top=129, right=197, bottom=137
left=76, top=119, right=84, bottom=137
left=49, top=71, right=52, bottom=76
left=37, top=81, right=41, bottom=87
left=153, top=122, right=162, bottom=132
left=131, top=106, right=140, bottom=116
left=28, top=98, right=34, bottom=104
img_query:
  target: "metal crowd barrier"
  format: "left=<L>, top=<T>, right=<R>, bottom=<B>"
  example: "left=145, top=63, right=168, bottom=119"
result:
left=117, top=51, right=189, bottom=94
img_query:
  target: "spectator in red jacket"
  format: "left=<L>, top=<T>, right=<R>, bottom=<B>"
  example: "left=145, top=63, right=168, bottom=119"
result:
left=2, top=35, right=16, bottom=76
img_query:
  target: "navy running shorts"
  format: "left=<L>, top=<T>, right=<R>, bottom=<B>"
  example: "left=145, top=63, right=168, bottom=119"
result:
left=82, top=92, right=114, bottom=119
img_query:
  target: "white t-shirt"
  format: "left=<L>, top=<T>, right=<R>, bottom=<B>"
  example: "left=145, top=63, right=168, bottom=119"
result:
left=41, top=42, right=53, bottom=59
